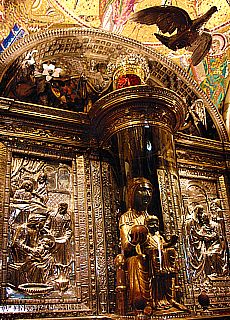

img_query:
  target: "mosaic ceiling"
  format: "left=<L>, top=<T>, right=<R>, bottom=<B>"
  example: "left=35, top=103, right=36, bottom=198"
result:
left=1, top=0, right=229, bottom=40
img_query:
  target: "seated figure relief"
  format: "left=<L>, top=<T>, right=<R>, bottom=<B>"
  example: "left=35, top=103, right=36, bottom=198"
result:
left=10, top=201, right=73, bottom=292
left=116, top=177, right=187, bottom=316
left=12, top=212, right=48, bottom=265
left=186, top=203, right=228, bottom=280
left=21, top=234, right=55, bottom=284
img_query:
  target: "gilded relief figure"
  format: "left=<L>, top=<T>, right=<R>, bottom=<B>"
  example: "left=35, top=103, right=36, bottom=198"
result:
left=199, top=34, right=229, bottom=112
left=8, top=158, right=74, bottom=291
left=12, top=212, right=48, bottom=264
left=119, top=177, right=183, bottom=315
left=43, top=202, right=72, bottom=265
left=22, top=234, right=55, bottom=283
left=11, top=178, right=35, bottom=225
left=11, top=203, right=73, bottom=287
left=201, top=212, right=227, bottom=277
left=10, top=174, right=48, bottom=226
left=36, top=172, right=48, bottom=204
left=11, top=204, right=72, bottom=286
left=186, top=204, right=228, bottom=280
left=142, top=216, right=178, bottom=309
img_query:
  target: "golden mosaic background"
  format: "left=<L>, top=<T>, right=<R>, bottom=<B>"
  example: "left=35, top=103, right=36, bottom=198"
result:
left=1, top=0, right=229, bottom=40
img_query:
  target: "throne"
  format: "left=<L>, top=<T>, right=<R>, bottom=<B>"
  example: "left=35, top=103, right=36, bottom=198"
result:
left=114, top=234, right=184, bottom=316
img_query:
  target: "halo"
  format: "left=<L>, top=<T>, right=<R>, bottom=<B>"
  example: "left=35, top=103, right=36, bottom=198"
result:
left=211, top=33, right=227, bottom=52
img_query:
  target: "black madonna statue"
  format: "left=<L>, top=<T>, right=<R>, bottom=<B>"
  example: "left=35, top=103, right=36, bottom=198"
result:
left=116, top=177, right=188, bottom=316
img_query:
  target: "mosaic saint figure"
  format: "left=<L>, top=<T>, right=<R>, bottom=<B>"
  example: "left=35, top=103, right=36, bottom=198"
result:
left=99, top=0, right=141, bottom=33
left=199, top=34, right=229, bottom=112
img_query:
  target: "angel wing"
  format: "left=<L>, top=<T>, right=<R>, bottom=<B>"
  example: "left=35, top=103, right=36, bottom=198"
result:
left=130, top=6, right=192, bottom=34
left=189, top=31, right=212, bottom=66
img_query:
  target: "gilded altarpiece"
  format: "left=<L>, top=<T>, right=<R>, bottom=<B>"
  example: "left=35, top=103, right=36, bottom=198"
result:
left=0, top=27, right=229, bottom=319
left=178, top=162, right=230, bottom=311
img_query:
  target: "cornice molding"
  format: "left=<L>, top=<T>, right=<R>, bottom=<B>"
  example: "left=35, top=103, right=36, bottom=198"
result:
left=175, top=132, right=230, bottom=154
left=90, top=85, right=186, bottom=144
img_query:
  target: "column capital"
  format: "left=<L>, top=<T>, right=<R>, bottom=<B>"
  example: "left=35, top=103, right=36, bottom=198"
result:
left=90, top=85, right=187, bottom=145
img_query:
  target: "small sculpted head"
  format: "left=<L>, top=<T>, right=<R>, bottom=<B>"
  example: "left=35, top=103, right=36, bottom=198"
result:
left=28, top=213, right=47, bottom=228
left=193, top=204, right=204, bottom=223
left=145, top=215, right=159, bottom=234
left=58, top=202, right=68, bottom=214
left=21, top=179, right=34, bottom=192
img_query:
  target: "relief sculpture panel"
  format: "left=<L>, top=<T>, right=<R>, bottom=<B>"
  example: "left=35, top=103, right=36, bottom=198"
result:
left=180, top=176, right=230, bottom=306
left=7, top=156, right=75, bottom=299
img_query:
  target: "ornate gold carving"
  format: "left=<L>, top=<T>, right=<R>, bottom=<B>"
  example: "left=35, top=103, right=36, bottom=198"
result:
left=108, top=53, right=150, bottom=89
left=176, top=132, right=229, bottom=152
left=18, top=283, right=53, bottom=296
left=0, top=142, right=9, bottom=300
left=90, top=85, right=187, bottom=145
left=7, top=156, right=75, bottom=299
left=0, top=104, right=93, bottom=159
left=0, top=143, right=7, bottom=220
left=217, top=176, right=230, bottom=246
left=0, top=119, right=84, bottom=143
left=0, top=26, right=228, bottom=319
left=176, top=150, right=225, bottom=169
left=179, top=172, right=230, bottom=308
left=101, top=161, right=119, bottom=313
left=0, top=97, right=90, bottom=126
left=157, top=169, right=173, bottom=238
left=91, top=159, right=108, bottom=313
left=75, top=155, right=93, bottom=305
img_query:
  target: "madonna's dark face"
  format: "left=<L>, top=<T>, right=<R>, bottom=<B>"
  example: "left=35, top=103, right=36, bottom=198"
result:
left=134, top=183, right=152, bottom=211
